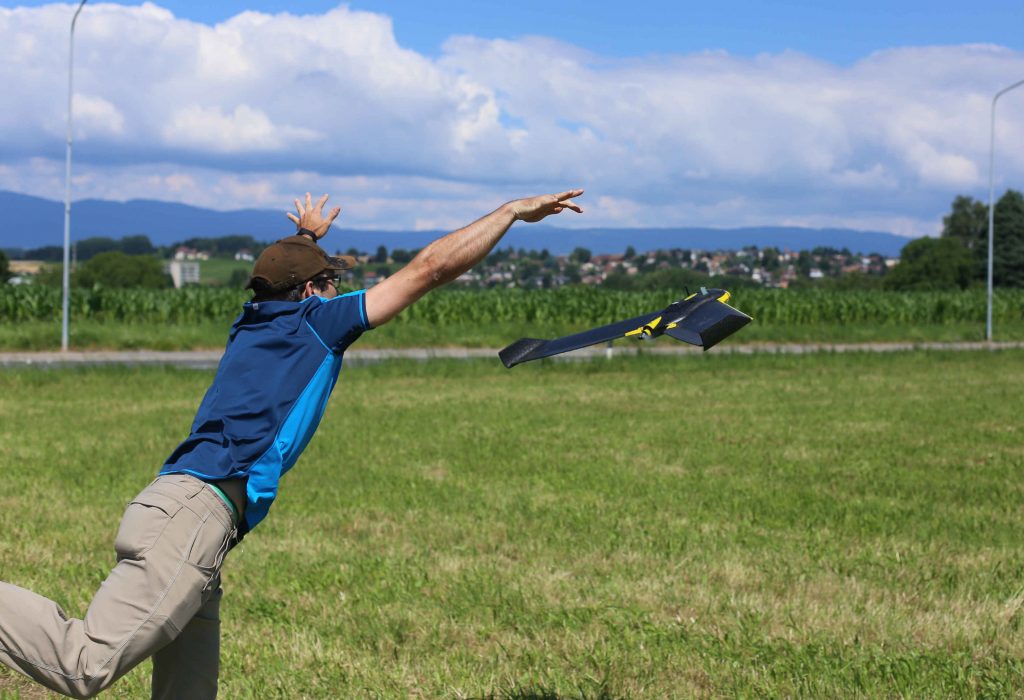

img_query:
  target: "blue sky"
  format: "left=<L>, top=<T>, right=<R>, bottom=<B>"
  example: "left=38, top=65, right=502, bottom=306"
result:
left=0, top=2, right=1022, bottom=235
left=4, top=0, right=1021, bottom=63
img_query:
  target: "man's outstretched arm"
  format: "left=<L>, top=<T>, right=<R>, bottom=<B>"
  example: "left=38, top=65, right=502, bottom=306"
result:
left=362, top=190, right=583, bottom=327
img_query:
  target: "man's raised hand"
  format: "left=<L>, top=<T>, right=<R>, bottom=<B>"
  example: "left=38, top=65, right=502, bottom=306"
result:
left=511, top=189, right=584, bottom=223
left=286, top=192, right=341, bottom=239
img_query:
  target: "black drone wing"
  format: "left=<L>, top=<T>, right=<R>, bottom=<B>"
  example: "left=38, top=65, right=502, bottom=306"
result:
left=663, top=295, right=752, bottom=351
left=499, top=289, right=753, bottom=368
left=499, top=310, right=661, bottom=368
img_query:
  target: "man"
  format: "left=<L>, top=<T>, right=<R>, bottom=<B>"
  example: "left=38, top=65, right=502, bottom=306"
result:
left=0, top=188, right=583, bottom=698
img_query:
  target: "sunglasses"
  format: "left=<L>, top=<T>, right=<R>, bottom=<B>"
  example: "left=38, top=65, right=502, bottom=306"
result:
left=311, top=274, right=343, bottom=292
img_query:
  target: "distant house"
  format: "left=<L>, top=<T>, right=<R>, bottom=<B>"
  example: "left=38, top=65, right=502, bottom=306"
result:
left=166, top=261, right=200, bottom=288
left=6, top=260, right=43, bottom=286
left=234, top=249, right=254, bottom=262
left=174, top=246, right=210, bottom=261
left=9, top=260, right=43, bottom=276
left=485, top=271, right=513, bottom=285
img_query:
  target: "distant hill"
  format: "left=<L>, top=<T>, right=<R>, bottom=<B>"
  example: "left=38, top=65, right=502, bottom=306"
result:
left=0, top=190, right=913, bottom=257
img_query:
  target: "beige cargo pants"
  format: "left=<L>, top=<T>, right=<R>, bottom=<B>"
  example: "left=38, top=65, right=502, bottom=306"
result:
left=0, top=474, right=238, bottom=699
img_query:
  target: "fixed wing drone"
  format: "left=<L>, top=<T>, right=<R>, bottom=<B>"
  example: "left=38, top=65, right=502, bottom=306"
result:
left=499, top=287, right=752, bottom=368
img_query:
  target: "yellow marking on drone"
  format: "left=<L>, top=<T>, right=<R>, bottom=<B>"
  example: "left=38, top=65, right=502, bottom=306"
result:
left=625, top=316, right=661, bottom=337
left=718, top=291, right=731, bottom=303
left=666, top=322, right=678, bottom=329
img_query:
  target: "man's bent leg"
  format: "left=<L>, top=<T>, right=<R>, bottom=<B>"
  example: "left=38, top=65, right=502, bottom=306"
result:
left=0, top=476, right=235, bottom=698
left=151, top=578, right=222, bottom=700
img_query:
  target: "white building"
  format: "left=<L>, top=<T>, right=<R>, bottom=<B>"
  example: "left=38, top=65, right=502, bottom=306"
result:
left=166, top=261, right=200, bottom=288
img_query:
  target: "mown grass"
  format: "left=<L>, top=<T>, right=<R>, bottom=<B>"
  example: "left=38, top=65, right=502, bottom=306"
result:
left=1, top=351, right=1023, bottom=698
left=196, top=258, right=252, bottom=286
left=2, top=319, right=1024, bottom=351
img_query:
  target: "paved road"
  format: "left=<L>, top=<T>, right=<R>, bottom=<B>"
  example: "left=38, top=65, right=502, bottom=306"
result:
left=1, top=341, right=1022, bottom=369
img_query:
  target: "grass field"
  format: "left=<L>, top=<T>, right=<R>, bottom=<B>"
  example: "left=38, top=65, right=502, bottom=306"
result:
left=1, top=351, right=1023, bottom=698
left=196, top=258, right=253, bottom=286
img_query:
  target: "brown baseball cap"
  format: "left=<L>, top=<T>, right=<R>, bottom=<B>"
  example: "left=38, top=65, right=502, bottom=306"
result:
left=246, top=235, right=357, bottom=291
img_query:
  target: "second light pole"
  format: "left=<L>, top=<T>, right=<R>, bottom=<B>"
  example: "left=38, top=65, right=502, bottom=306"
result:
left=986, top=77, right=1024, bottom=342
left=62, top=0, right=88, bottom=352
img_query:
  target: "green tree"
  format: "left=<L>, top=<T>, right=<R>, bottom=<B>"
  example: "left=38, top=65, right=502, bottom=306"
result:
left=177, top=235, right=261, bottom=255
left=564, top=263, right=581, bottom=284
left=516, top=260, right=541, bottom=285
left=570, top=247, right=592, bottom=264
left=796, top=251, right=814, bottom=278
left=374, top=245, right=388, bottom=264
left=75, top=252, right=172, bottom=289
left=25, top=245, right=64, bottom=262
left=120, top=235, right=155, bottom=256
left=76, top=237, right=120, bottom=261
left=992, top=189, right=1024, bottom=287
left=884, top=237, right=974, bottom=291
left=940, top=190, right=1024, bottom=286
left=0, top=249, right=11, bottom=283
left=392, top=248, right=414, bottom=263
left=941, top=195, right=988, bottom=259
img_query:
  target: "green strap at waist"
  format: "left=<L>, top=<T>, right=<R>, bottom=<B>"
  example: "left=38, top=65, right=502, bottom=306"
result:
left=206, top=482, right=238, bottom=521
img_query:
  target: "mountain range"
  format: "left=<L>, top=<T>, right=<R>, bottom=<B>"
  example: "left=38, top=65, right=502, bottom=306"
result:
left=0, top=190, right=914, bottom=258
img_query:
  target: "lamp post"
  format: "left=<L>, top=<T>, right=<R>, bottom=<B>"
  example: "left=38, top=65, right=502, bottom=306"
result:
left=62, top=0, right=88, bottom=352
left=986, top=77, right=1024, bottom=342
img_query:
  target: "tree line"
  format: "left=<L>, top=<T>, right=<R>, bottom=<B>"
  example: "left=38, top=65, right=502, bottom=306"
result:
left=8, top=234, right=265, bottom=263
left=2, top=191, right=1022, bottom=290
left=886, top=190, right=1024, bottom=290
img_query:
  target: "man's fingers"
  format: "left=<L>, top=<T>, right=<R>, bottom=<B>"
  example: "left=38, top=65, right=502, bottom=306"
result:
left=316, top=193, right=329, bottom=212
left=294, top=197, right=305, bottom=215
left=553, top=188, right=584, bottom=201
left=326, top=206, right=341, bottom=224
left=286, top=212, right=299, bottom=225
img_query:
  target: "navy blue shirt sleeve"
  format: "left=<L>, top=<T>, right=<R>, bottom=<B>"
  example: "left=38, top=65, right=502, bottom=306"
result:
left=306, top=290, right=372, bottom=352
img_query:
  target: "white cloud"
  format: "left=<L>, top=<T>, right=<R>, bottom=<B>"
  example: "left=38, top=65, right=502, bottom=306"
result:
left=73, top=94, right=125, bottom=137
left=0, top=3, right=1022, bottom=237
left=161, top=104, right=320, bottom=152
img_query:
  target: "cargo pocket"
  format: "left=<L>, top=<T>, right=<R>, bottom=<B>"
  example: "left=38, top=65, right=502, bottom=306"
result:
left=114, top=491, right=184, bottom=560
left=187, top=514, right=233, bottom=571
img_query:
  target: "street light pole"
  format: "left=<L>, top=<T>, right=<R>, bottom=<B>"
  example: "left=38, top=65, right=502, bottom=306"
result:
left=62, top=0, right=88, bottom=352
left=986, top=77, right=1024, bottom=342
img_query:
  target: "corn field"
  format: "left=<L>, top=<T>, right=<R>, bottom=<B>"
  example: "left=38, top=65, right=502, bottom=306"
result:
left=2, top=286, right=1022, bottom=327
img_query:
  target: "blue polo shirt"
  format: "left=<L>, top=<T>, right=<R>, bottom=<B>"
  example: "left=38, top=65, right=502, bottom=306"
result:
left=161, top=290, right=371, bottom=535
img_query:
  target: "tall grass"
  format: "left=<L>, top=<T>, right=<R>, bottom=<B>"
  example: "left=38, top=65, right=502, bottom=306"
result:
left=3, top=286, right=1023, bottom=327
